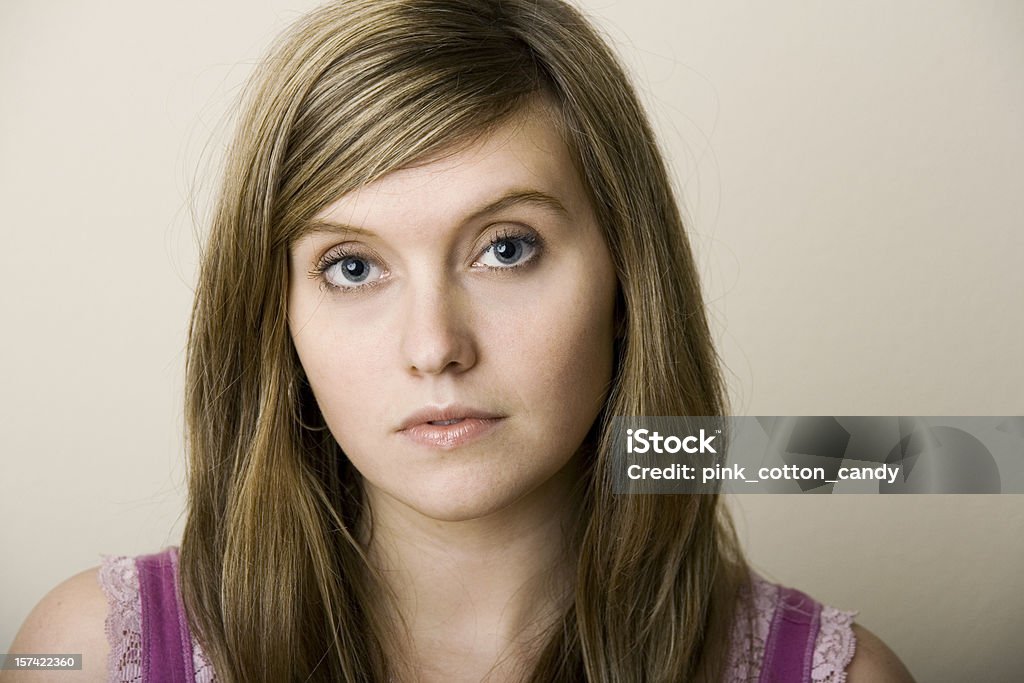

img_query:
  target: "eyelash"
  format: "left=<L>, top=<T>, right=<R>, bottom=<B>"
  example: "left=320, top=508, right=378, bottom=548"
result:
left=307, top=227, right=544, bottom=294
left=308, top=245, right=385, bottom=295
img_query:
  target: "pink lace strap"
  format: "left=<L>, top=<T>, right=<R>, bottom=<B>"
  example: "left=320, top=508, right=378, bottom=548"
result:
left=99, top=554, right=143, bottom=682
left=98, top=549, right=218, bottom=683
left=727, top=573, right=858, bottom=682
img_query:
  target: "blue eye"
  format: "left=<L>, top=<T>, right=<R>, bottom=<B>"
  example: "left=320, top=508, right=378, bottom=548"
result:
left=318, top=252, right=385, bottom=290
left=338, top=257, right=370, bottom=282
left=477, top=233, right=540, bottom=269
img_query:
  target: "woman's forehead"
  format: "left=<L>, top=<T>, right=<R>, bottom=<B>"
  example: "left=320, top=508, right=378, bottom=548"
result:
left=309, top=101, right=589, bottom=234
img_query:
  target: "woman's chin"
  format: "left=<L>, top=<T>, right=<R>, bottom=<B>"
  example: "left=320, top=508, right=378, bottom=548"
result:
left=400, top=482, right=532, bottom=523
left=365, top=470, right=548, bottom=525
left=360, top=450, right=582, bottom=525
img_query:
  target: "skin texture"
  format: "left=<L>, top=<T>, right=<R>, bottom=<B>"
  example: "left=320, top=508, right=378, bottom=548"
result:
left=847, top=623, right=918, bottom=682
left=287, top=103, right=619, bottom=680
left=1, top=568, right=109, bottom=682
left=288, top=105, right=618, bottom=526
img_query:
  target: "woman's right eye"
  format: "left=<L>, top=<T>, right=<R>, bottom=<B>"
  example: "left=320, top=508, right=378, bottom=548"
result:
left=318, top=253, right=386, bottom=291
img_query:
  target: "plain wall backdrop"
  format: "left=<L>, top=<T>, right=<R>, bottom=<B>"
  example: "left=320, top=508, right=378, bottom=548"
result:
left=2, top=1, right=1022, bottom=680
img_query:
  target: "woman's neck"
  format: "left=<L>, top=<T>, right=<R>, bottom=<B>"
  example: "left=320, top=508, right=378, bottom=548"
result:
left=363, top=458, right=583, bottom=682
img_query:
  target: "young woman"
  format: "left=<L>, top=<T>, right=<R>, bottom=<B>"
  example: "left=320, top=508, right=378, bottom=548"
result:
left=6, top=1, right=915, bottom=681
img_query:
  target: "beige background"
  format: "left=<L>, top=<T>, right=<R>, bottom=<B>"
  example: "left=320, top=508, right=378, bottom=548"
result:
left=2, top=1, right=1022, bottom=680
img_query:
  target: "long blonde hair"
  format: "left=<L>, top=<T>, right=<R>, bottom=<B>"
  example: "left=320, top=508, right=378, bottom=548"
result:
left=181, top=0, right=750, bottom=680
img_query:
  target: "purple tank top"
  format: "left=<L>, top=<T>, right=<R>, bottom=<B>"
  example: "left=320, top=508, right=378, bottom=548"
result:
left=103, top=547, right=855, bottom=682
left=135, top=549, right=197, bottom=682
left=758, top=586, right=823, bottom=682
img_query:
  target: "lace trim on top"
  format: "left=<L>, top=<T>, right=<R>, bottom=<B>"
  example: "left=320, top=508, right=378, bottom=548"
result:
left=192, top=636, right=216, bottom=682
left=99, top=555, right=143, bottom=683
left=98, top=554, right=218, bottom=683
left=725, top=573, right=858, bottom=682
left=100, top=553, right=854, bottom=683
left=813, top=604, right=859, bottom=683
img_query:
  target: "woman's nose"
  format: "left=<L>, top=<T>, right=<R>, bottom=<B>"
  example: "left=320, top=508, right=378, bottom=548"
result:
left=399, top=278, right=478, bottom=376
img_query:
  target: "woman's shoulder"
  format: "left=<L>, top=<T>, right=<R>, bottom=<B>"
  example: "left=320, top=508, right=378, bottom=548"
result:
left=2, top=566, right=109, bottom=682
left=845, top=623, right=916, bottom=682
left=3, top=547, right=218, bottom=683
left=728, top=571, right=914, bottom=683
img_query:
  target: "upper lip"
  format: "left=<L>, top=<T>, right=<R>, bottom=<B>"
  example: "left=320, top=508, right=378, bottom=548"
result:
left=397, top=404, right=505, bottom=432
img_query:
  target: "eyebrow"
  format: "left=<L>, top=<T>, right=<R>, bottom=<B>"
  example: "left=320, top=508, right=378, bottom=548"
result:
left=475, top=189, right=569, bottom=220
left=304, top=188, right=570, bottom=237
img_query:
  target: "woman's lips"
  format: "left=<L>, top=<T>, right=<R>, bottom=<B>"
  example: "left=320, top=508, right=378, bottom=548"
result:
left=400, top=417, right=504, bottom=449
left=398, top=412, right=505, bottom=449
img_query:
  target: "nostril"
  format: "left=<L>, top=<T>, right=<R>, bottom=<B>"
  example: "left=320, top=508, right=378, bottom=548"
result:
left=401, top=296, right=477, bottom=376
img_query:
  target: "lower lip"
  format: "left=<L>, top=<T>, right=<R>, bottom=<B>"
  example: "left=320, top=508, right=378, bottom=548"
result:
left=399, top=418, right=504, bottom=449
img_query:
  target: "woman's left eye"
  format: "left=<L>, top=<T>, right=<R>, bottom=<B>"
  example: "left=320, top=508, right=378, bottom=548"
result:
left=475, top=233, right=540, bottom=269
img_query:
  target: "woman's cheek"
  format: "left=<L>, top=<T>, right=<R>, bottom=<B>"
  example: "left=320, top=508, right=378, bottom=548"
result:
left=533, top=290, right=615, bottom=407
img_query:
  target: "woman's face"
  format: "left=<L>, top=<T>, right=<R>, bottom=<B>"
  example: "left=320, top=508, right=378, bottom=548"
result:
left=288, top=103, right=618, bottom=522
